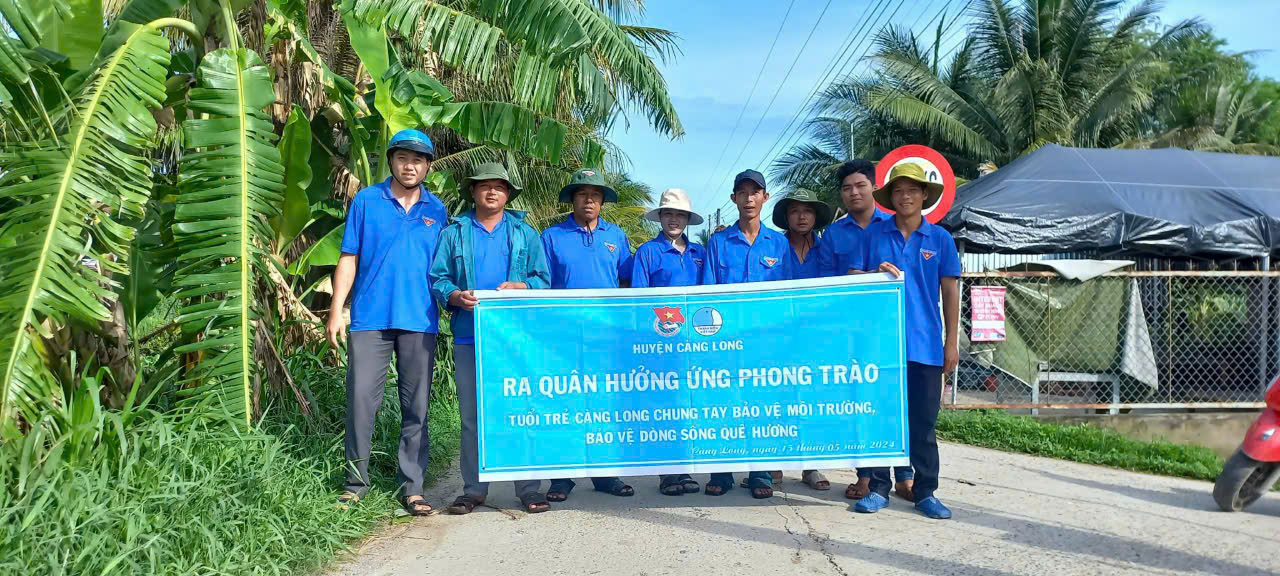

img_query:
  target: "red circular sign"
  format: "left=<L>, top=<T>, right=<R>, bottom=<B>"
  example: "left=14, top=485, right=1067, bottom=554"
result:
left=874, top=144, right=956, bottom=224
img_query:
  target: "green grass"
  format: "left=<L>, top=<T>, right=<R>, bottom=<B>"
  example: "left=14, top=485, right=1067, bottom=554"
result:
left=937, top=409, right=1225, bottom=482
left=1, top=341, right=462, bottom=576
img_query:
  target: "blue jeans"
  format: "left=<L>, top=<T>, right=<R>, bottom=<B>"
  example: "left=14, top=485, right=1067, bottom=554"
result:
left=865, top=362, right=942, bottom=501
left=857, top=466, right=913, bottom=482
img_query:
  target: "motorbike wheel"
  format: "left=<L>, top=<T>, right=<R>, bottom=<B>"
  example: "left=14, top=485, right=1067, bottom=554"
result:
left=1213, top=449, right=1278, bottom=512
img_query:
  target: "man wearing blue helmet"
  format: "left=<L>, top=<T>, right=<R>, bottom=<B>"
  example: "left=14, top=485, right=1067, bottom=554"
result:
left=328, top=129, right=448, bottom=516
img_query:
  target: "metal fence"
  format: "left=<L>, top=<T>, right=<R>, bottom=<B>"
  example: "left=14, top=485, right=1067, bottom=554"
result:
left=948, top=270, right=1280, bottom=413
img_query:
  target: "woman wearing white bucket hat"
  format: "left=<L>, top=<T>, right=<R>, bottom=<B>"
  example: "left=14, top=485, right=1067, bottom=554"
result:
left=630, top=188, right=706, bottom=496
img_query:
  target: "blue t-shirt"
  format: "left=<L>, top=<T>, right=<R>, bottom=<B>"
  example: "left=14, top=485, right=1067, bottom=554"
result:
left=700, top=221, right=791, bottom=285
left=786, top=232, right=823, bottom=280
left=453, top=219, right=511, bottom=345
left=865, top=218, right=962, bottom=366
left=631, top=234, right=706, bottom=288
left=541, top=217, right=631, bottom=289
left=340, top=179, right=446, bottom=333
left=817, top=208, right=890, bottom=276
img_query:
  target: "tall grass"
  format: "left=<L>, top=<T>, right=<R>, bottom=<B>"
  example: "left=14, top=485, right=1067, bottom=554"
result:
left=1, top=340, right=461, bottom=575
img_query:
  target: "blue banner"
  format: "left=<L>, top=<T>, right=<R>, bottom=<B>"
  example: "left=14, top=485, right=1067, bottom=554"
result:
left=474, top=275, right=909, bottom=481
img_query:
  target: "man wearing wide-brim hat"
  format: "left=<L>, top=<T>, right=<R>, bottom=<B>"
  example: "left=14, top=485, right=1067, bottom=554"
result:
left=768, top=188, right=838, bottom=493
left=540, top=168, right=636, bottom=502
left=855, top=161, right=961, bottom=521
left=430, top=162, right=552, bottom=515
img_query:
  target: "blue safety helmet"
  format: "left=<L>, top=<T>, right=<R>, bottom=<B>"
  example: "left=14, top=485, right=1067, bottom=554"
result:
left=387, top=129, right=434, bottom=160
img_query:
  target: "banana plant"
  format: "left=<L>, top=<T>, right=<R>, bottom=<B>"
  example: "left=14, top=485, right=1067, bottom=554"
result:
left=171, top=41, right=285, bottom=427
left=0, top=16, right=195, bottom=436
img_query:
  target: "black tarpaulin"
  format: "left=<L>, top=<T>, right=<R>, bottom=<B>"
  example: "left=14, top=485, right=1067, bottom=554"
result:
left=940, top=144, right=1280, bottom=258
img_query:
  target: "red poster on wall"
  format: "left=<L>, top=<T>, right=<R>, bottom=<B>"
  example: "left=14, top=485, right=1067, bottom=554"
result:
left=970, top=286, right=1007, bottom=342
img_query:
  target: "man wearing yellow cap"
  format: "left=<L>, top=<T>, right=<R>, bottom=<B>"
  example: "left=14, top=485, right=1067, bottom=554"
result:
left=855, top=163, right=960, bottom=520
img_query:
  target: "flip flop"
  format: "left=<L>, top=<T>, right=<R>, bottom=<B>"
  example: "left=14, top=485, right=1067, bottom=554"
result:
left=519, top=492, right=550, bottom=514
left=546, top=479, right=575, bottom=502
left=846, top=478, right=871, bottom=500
left=446, top=494, right=483, bottom=515
left=336, top=491, right=360, bottom=510
left=595, top=478, right=634, bottom=497
left=803, top=470, right=831, bottom=491
left=679, top=474, right=701, bottom=494
left=705, top=473, right=734, bottom=496
left=748, top=475, right=774, bottom=499
left=659, top=475, right=686, bottom=496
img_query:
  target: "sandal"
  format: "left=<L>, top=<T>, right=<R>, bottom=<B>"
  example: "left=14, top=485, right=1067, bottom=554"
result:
left=336, top=491, right=360, bottom=510
left=402, top=496, right=433, bottom=516
left=519, top=492, right=550, bottom=514
left=748, top=475, right=774, bottom=499
left=595, top=478, right=634, bottom=497
left=803, top=470, right=831, bottom=491
left=446, top=494, right=483, bottom=515
left=546, top=479, right=575, bottom=502
left=846, top=477, right=870, bottom=500
left=679, top=474, right=701, bottom=494
left=741, top=471, right=784, bottom=488
left=659, top=475, right=685, bottom=496
left=895, top=480, right=916, bottom=502
left=704, top=473, right=734, bottom=496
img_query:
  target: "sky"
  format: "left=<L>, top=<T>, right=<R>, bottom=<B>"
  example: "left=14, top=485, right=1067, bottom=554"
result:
left=608, top=0, right=1280, bottom=231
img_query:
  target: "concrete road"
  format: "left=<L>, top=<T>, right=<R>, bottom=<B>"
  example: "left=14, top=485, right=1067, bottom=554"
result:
left=327, top=443, right=1280, bottom=576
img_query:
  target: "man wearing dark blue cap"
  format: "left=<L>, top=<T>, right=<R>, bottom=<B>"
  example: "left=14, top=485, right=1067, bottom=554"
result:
left=327, top=129, right=447, bottom=516
left=701, top=169, right=791, bottom=499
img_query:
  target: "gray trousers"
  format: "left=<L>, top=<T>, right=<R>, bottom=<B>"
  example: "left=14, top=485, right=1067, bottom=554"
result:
left=344, top=330, right=435, bottom=498
left=456, top=344, right=541, bottom=500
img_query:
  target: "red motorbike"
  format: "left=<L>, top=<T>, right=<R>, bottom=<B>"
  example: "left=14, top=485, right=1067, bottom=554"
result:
left=1214, top=373, right=1280, bottom=512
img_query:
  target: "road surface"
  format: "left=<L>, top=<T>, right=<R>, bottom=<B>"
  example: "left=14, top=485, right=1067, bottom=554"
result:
left=327, top=442, right=1280, bottom=575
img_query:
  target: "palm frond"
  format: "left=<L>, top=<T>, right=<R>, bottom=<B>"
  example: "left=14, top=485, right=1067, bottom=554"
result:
left=172, top=48, right=285, bottom=428
left=0, top=19, right=172, bottom=431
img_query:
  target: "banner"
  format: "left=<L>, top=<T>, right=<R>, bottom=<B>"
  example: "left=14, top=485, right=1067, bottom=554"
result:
left=970, top=286, right=1007, bottom=342
left=473, top=275, right=909, bottom=481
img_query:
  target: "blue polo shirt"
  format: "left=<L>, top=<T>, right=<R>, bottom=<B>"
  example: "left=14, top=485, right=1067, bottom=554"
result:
left=541, top=216, right=631, bottom=289
left=700, top=220, right=791, bottom=284
left=340, top=179, right=447, bottom=333
left=786, top=233, right=823, bottom=280
left=865, top=218, right=961, bottom=366
left=453, top=219, right=510, bottom=345
left=631, top=234, right=706, bottom=288
left=817, top=208, right=890, bottom=276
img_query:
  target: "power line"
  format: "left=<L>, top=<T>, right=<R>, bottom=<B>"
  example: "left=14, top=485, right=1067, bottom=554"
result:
left=715, top=0, right=922, bottom=218
left=697, top=0, right=891, bottom=217
left=702, top=0, right=836, bottom=211
left=695, top=0, right=799, bottom=200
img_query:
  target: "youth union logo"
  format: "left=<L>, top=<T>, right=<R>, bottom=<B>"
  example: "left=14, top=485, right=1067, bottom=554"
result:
left=692, top=307, right=723, bottom=336
left=653, top=306, right=684, bottom=337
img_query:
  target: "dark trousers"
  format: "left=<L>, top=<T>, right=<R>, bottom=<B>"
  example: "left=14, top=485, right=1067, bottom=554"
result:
left=344, top=330, right=435, bottom=498
left=867, top=362, right=942, bottom=501
left=456, top=344, right=541, bottom=500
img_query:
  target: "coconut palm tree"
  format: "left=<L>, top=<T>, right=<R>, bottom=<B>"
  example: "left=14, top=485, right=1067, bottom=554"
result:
left=775, top=0, right=1203, bottom=180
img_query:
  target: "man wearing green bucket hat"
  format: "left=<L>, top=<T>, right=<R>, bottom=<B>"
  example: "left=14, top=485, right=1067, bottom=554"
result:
left=771, top=188, right=834, bottom=280
left=855, top=161, right=960, bottom=520
left=430, top=162, right=553, bottom=515
left=540, top=168, right=635, bottom=502
left=768, top=188, right=836, bottom=492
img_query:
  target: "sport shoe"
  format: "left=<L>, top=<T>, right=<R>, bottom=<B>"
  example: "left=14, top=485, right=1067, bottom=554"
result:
left=914, top=496, right=952, bottom=519
left=854, top=492, right=889, bottom=513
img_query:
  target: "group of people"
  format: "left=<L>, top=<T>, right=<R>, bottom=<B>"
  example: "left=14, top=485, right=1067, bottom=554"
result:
left=325, top=129, right=961, bottom=522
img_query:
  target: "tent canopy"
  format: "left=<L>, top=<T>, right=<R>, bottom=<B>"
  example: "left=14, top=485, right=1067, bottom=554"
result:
left=940, top=144, right=1280, bottom=258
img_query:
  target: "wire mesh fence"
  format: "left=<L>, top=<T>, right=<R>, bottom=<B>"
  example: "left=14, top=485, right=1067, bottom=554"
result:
left=948, top=270, right=1280, bottom=412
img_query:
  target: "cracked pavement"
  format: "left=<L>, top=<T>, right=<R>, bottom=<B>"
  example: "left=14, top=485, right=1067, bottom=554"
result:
left=326, top=442, right=1280, bottom=576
